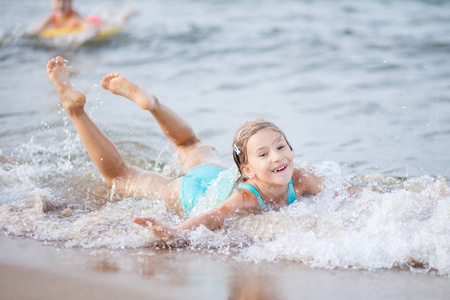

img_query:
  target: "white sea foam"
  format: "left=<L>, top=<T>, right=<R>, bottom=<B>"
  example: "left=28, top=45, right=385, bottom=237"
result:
left=1, top=150, right=448, bottom=275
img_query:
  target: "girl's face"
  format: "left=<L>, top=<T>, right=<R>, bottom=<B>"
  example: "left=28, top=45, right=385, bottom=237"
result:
left=243, top=129, right=294, bottom=186
left=52, top=0, right=72, bottom=15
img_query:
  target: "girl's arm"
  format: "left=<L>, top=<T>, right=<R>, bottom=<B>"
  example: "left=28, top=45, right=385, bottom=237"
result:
left=294, top=167, right=378, bottom=197
left=133, top=190, right=255, bottom=238
left=293, top=167, right=323, bottom=196
left=26, top=15, right=53, bottom=36
left=71, top=12, right=91, bottom=29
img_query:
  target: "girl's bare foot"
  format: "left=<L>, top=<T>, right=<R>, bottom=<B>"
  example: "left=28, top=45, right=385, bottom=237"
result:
left=101, top=73, right=158, bottom=111
left=47, top=56, right=86, bottom=115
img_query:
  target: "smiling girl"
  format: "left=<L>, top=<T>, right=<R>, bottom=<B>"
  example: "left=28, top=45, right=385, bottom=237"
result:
left=47, top=56, right=361, bottom=239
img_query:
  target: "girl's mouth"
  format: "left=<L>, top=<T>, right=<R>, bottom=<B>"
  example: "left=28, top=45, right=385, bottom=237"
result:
left=273, top=165, right=287, bottom=173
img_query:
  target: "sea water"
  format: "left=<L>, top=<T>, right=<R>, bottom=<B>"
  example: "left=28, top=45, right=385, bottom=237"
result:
left=0, top=0, right=449, bottom=275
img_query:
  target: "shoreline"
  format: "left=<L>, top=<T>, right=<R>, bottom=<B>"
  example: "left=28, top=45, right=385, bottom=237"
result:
left=0, top=235, right=449, bottom=300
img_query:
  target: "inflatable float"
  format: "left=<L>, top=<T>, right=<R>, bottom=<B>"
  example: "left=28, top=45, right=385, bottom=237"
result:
left=41, top=25, right=125, bottom=40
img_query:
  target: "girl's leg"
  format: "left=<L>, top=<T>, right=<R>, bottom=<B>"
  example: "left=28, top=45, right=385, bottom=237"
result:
left=47, top=57, right=124, bottom=186
left=101, top=73, right=225, bottom=173
left=47, top=57, right=183, bottom=214
left=101, top=73, right=197, bottom=147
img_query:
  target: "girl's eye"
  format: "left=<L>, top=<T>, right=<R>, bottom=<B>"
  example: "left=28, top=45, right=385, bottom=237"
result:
left=259, top=153, right=267, bottom=157
left=278, top=145, right=285, bottom=150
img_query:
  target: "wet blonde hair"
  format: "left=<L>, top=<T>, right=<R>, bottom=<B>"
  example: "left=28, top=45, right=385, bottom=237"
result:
left=232, top=119, right=293, bottom=182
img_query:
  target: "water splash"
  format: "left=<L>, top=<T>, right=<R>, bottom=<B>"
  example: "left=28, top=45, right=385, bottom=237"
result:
left=0, top=141, right=449, bottom=275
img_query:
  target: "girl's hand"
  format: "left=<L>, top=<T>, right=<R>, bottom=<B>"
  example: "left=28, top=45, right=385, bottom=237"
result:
left=436, top=184, right=449, bottom=197
left=133, top=217, right=179, bottom=239
left=438, top=177, right=449, bottom=196
left=430, top=176, right=448, bottom=197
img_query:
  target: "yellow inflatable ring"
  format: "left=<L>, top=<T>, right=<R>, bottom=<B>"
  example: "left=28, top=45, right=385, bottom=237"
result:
left=42, top=25, right=124, bottom=39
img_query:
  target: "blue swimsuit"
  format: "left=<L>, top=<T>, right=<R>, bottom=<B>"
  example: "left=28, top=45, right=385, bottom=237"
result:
left=180, top=165, right=297, bottom=213
left=238, top=178, right=296, bottom=211
left=180, top=165, right=227, bottom=212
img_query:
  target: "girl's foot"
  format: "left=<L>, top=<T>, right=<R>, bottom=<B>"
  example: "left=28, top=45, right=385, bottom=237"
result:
left=47, top=57, right=86, bottom=115
left=101, top=73, right=158, bottom=111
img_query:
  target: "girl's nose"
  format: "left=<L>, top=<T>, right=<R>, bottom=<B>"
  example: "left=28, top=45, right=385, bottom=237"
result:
left=271, top=150, right=282, bottom=162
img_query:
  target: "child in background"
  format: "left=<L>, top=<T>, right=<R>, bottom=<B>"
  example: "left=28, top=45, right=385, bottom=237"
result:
left=28, top=0, right=134, bottom=36
left=28, top=0, right=94, bottom=36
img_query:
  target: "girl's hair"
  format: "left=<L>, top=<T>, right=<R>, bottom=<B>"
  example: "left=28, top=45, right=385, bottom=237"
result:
left=232, top=119, right=293, bottom=182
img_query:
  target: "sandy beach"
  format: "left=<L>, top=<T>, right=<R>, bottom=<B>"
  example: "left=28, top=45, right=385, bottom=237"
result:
left=0, top=235, right=448, bottom=300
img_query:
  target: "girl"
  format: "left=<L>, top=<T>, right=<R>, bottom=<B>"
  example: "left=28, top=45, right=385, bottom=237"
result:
left=29, top=0, right=92, bottom=36
left=46, top=56, right=361, bottom=239
left=28, top=0, right=133, bottom=36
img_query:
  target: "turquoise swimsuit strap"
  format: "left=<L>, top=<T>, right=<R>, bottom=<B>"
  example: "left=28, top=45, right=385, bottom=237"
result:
left=287, top=178, right=296, bottom=205
left=238, top=178, right=296, bottom=210
left=238, top=182, right=267, bottom=210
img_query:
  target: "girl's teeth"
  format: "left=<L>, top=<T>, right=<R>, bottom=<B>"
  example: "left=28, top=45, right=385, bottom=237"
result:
left=275, top=166, right=286, bottom=172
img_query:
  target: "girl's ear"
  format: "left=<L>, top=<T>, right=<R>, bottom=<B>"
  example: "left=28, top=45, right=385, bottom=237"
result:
left=241, top=165, right=254, bottom=179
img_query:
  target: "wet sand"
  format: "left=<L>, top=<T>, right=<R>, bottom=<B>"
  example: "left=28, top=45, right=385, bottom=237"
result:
left=0, top=235, right=448, bottom=300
